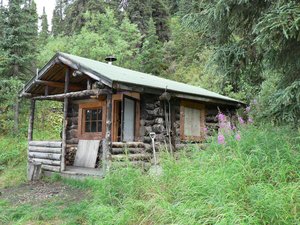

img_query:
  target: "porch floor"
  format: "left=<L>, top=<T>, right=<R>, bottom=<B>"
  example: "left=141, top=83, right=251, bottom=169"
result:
left=61, top=166, right=104, bottom=178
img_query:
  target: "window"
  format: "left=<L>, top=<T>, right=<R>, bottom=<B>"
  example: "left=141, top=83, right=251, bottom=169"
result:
left=180, top=100, right=206, bottom=141
left=84, top=109, right=102, bottom=133
left=78, top=101, right=106, bottom=140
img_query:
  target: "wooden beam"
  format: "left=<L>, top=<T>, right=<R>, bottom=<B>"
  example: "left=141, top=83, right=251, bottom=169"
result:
left=34, top=80, right=82, bottom=91
left=32, top=89, right=109, bottom=100
left=61, top=68, right=70, bottom=171
left=102, top=93, right=112, bottom=174
left=28, top=99, right=35, bottom=141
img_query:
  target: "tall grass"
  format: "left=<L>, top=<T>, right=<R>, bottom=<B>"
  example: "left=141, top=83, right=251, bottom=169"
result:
left=0, top=124, right=299, bottom=224
left=80, top=124, right=299, bottom=224
left=0, top=136, right=27, bottom=188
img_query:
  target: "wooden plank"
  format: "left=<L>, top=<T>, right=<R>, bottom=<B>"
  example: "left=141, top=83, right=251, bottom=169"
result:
left=29, top=141, right=62, bottom=148
left=29, top=152, right=61, bottom=160
left=28, top=146, right=61, bottom=153
left=74, top=140, right=100, bottom=168
left=42, top=165, right=61, bottom=172
left=31, top=158, right=61, bottom=166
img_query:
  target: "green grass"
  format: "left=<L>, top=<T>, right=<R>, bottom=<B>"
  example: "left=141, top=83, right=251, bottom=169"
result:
left=0, top=124, right=299, bottom=224
left=0, top=135, right=27, bottom=188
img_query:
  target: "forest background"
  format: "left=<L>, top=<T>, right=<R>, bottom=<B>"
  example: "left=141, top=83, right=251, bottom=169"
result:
left=0, top=0, right=299, bottom=134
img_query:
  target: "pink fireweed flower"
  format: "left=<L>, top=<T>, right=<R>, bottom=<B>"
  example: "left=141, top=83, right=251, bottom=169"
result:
left=218, top=134, right=225, bottom=145
left=231, top=125, right=236, bottom=130
left=217, top=113, right=226, bottom=122
left=235, top=133, right=241, bottom=141
left=238, top=116, right=245, bottom=124
left=248, top=117, right=253, bottom=123
left=246, top=106, right=251, bottom=113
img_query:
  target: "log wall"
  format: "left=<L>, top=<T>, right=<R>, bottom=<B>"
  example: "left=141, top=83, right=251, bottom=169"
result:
left=140, top=94, right=167, bottom=143
left=28, top=141, right=62, bottom=172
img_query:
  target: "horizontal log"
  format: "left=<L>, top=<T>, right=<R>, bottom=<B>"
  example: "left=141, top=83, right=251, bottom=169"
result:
left=111, top=142, right=145, bottom=148
left=32, top=89, right=109, bottom=100
left=111, top=153, right=152, bottom=161
left=29, top=152, right=61, bottom=160
left=29, top=146, right=61, bottom=153
left=29, top=141, right=62, bottom=148
left=31, top=158, right=61, bottom=166
left=42, top=165, right=61, bottom=172
left=111, top=148, right=145, bottom=154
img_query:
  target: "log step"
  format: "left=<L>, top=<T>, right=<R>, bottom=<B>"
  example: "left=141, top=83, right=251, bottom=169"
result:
left=112, top=142, right=145, bottom=148
left=111, top=153, right=152, bottom=161
left=111, top=148, right=145, bottom=154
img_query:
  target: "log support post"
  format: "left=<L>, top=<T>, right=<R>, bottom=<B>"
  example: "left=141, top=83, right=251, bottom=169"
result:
left=170, top=99, right=177, bottom=152
left=27, top=99, right=36, bottom=180
left=28, top=99, right=35, bottom=141
left=102, top=92, right=112, bottom=174
left=61, top=67, right=70, bottom=171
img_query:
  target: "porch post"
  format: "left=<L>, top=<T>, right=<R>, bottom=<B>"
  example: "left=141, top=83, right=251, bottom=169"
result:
left=28, top=99, right=35, bottom=141
left=61, top=67, right=70, bottom=171
left=102, top=92, right=112, bottom=174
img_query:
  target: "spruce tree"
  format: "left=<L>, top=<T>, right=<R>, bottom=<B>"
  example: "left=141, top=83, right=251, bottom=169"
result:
left=0, top=0, right=8, bottom=75
left=137, top=18, right=165, bottom=75
left=52, top=0, right=66, bottom=36
left=39, top=7, right=49, bottom=44
left=151, top=0, right=170, bottom=41
left=1, top=0, right=38, bottom=78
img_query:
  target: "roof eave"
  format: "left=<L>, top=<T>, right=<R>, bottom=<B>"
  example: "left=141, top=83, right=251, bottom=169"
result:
left=113, top=81, right=244, bottom=107
left=19, top=53, right=114, bottom=97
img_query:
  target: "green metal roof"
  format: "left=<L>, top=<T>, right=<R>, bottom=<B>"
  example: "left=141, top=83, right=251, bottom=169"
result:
left=58, top=53, right=241, bottom=104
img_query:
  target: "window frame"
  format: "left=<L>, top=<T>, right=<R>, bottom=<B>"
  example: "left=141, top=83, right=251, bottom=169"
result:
left=180, top=100, right=206, bottom=141
left=78, top=101, right=106, bottom=140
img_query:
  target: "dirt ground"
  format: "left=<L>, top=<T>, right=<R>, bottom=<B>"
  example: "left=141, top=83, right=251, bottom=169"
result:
left=0, top=181, right=88, bottom=205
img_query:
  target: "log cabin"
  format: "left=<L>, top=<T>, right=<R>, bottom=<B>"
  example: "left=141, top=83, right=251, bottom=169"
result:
left=20, top=52, right=242, bottom=179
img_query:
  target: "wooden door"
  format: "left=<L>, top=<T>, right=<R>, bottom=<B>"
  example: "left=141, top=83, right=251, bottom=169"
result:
left=122, top=96, right=136, bottom=142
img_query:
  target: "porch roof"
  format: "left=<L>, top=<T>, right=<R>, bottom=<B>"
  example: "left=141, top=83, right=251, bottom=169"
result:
left=22, top=52, right=243, bottom=105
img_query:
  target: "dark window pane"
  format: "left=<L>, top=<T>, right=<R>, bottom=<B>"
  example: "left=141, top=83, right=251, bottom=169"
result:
left=86, top=110, right=91, bottom=120
left=97, top=121, right=102, bottom=132
left=92, top=110, right=97, bottom=120
left=85, top=121, right=91, bottom=132
left=98, top=109, right=102, bottom=120
left=91, top=121, right=97, bottom=132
